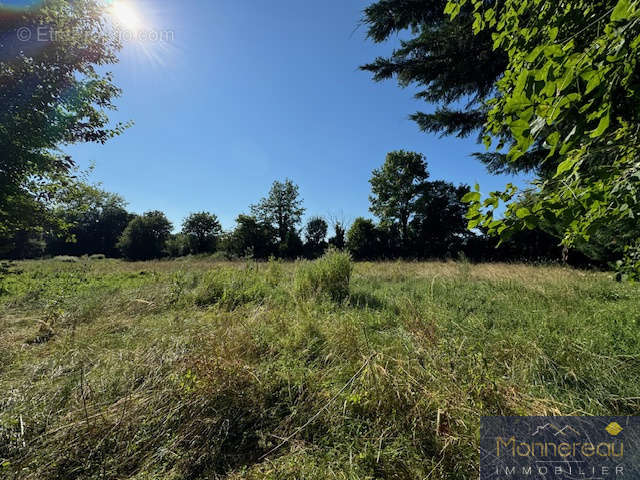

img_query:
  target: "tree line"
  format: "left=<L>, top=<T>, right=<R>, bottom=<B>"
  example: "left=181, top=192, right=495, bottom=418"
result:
left=1, top=151, right=580, bottom=264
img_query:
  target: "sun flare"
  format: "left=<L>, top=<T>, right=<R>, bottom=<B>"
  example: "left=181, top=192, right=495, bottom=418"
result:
left=110, top=1, right=142, bottom=31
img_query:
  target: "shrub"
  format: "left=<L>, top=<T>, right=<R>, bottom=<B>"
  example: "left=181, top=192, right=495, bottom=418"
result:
left=53, top=255, right=79, bottom=263
left=294, top=249, right=353, bottom=301
left=192, top=267, right=269, bottom=309
left=265, top=256, right=284, bottom=287
left=0, top=261, right=15, bottom=295
left=616, top=241, right=640, bottom=282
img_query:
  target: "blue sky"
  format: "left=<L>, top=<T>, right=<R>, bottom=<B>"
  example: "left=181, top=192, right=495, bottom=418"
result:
left=58, top=0, right=531, bottom=231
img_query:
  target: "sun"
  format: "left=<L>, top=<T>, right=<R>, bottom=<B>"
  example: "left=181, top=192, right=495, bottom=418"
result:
left=110, top=1, right=142, bottom=31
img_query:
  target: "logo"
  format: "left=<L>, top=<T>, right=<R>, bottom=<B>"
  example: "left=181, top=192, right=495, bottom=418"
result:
left=481, top=417, right=639, bottom=479
left=607, top=422, right=623, bottom=436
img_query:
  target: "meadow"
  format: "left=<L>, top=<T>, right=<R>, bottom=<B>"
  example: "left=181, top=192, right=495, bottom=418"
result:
left=1, top=253, right=639, bottom=479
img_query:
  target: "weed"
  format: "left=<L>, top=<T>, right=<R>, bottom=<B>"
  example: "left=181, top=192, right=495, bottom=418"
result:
left=294, top=249, right=353, bottom=302
left=191, top=267, right=270, bottom=309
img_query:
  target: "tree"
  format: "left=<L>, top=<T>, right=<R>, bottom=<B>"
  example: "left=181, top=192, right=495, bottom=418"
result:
left=361, top=0, right=510, bottom=173
left=409, top=181, right=471, bottom=258
left=117, top=211, right=172, bottom=261
left=369, top=151, right=429, bottom=248
left=346, top=218, right=383, bottom=260
left=45, top=178, right=132, bottom=257
left=1, top=1, right=126, bottom=239
left=328, top=222, right=346, bottom=250
left=364, top=0, right=640, bottom=276
left=96, top=205, right=135, bottom=257
left=251, top=180, right=305, bottom=245
left=229, top=214, right=276, bottom=259
left=182, top=212, right=222, bottom=254
left=165, top=233, right=190, bottom=258
left=304, top=217, right=328, bottom=258
left=1, top=171, right=131, bottom=259
left=0, top=230, right=46, bottom=260
left=279, top=229, right=304, bottom=259
left=448, top=0, right=640, bottom=277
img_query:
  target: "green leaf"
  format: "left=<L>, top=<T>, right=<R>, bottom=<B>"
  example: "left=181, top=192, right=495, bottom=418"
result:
left=526, top=46, right=544, bottom=63
left=504, top=94, right=532, bottom=114
left=556, top=158, right=577, bottom=176
left=611, top=0, right=631, bottom=21
left=590, top=111, right=610, bottom=138
left=510, top=119, right=530, bottom=139
left=445, top=1, right=462, bottom=19
left=462, top=191, right=481, bottom=203
left=524, top=217, right=537, bottom=229
left=519, top=107, right=534, bottom=122
left=468, top=218, right=481, bottom=229
left=516, top=207, right=530, bottom=218
left=585, top=72, right=601, bottom=94
left=546, top=131, right=560, bottom=147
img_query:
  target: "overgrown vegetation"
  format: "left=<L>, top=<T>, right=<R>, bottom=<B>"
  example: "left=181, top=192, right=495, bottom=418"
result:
left=294, top=249, right=353, bottom=301
left=1, top=257, right=638, bottom=479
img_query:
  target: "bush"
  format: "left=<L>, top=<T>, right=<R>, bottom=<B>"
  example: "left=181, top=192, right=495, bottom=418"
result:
left=192, top=267, right=269, bottom=309
left=53, top=255, right=79, bottom=263
left=294, top=249, right=353, bottom=301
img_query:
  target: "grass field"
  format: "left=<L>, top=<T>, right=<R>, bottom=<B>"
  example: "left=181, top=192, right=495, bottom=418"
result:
left=1, top=254, right=639, bottom=479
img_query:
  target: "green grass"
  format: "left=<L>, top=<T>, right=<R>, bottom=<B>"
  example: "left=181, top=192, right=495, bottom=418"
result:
left=1, top=255, right=639, bottom=479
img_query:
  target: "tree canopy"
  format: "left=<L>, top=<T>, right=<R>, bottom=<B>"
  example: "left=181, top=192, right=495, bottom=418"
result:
left=251, top=179, right=305, bottom=245
left=369, top=150, right=430, bottom=246
left=46, top=178, right=132, bottom=258
left=447, top=0, right=640, bottom=277
left=0, top=0, right=126, bottom=238
left=363, top=0, right=640, bottom=277
left=304, top=216, right=329, bottom=258
left=346, top=217, right=383, bottom=260
left=229, top=214, right=276, bottom=260
left=117, top=211, right=172, bottom=261
left=182, top=212, right=222, bottom=254
left=409, top=180, right=470, bottom=258
left=361, top=0, right=512, bottom=172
